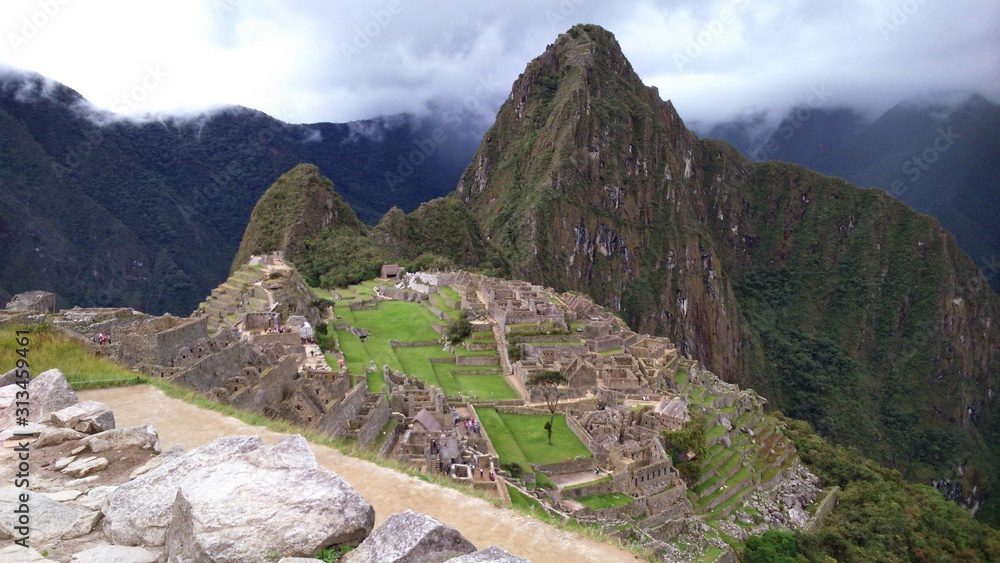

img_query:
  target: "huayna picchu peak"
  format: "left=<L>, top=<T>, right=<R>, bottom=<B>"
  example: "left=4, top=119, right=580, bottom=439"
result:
left=456, top=23, right=1000, bottom=524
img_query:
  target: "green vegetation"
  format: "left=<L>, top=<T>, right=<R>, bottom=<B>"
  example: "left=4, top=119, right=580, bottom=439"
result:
left=477, top=408, right=590, bottom=475
left=662, top=417, right=707, bottom=484
left=526, top=370, right=568, bottom=444
left=445, top=310, right=473, bottom=343
left=766, top=413, right=1000, bottom=562
left=0, top=326, right=142, bottom=389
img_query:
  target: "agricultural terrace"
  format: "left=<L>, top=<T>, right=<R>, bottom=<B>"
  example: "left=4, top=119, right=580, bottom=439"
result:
left=328, top=283, right=517, bottom=401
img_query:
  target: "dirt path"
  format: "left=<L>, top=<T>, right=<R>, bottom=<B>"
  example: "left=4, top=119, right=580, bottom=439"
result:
left=80, top=386, right=637, bottom=563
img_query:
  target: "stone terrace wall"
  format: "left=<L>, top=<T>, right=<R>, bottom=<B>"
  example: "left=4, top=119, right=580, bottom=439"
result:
left=534, top=458, right=595, bottom=475
left=155, top=317, right=207, bottom=365
left=357, top=395, right=391, bottom=447
left=171, top=341, right=249, bottom=392
left=316, top=382, right=368, bottom=438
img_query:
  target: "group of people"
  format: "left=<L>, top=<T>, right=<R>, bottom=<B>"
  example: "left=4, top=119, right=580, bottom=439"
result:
left=93, top=333, right=111, bottom=345
left=454, top=415, right=480, bottom=435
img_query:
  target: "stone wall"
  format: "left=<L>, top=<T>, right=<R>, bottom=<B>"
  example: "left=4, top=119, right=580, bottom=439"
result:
left=171, top=341, right=249, bottom=393
left=316, top=382, right=368, bottom=438
left=357, top=394, right=391, bottom=447
left=455, top=355, right=498, bottom=366
left=534, top=458, right=595, bottom=475
left=155, top=317, right=207, bottom=365
left=565, top=414, right=596, bottom=451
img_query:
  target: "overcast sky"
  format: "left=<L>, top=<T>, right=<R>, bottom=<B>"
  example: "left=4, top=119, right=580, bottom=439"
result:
left=1, top=0, right=997, bottom=126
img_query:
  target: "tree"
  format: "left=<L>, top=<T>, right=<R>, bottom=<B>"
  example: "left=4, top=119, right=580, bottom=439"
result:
left=527, top=370, right=567, bottom=445
left=445, top=310, right=474, bottom=344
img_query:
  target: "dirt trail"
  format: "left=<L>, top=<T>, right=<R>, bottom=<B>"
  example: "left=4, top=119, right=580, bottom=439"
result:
left=81, top=385, right=638, bottom=563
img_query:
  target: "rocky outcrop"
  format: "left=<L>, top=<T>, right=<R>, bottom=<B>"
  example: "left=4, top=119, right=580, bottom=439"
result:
left=67, top=545, right=160, bottom=563
left=343, top=510, right=477, bottom=563
left=106, top=435, right=375, bottom=559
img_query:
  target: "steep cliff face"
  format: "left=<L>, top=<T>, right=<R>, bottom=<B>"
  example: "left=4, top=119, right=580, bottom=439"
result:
left=457, top=24, right=999, bottom=518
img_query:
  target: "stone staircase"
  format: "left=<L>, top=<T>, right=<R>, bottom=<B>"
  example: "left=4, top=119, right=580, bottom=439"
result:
left=193, top=265, right=270, bottom=333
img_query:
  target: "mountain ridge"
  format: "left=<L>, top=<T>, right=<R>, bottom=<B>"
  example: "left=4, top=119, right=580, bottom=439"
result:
left=451, top=23, right=1000, bottom=523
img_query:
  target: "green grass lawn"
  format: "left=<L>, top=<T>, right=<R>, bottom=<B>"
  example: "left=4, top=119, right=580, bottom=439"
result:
left=575, top=492, right=634, bottom=511
left=351, top=301, right=441, bottom=341
left=478, top=408, right=591, bottom=472
left=0, top=326, right=141, bottom=389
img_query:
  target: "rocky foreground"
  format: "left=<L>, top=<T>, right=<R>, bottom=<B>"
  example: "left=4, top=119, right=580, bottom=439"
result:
left=0, top=370, right=530, bottom=562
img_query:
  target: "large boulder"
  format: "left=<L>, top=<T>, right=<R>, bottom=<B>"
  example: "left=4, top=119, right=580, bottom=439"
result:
left=103, top=435, right=264, bottom=545
left=106, top=435, right=375, bottom=560
left=343, top=510, right=477, bottom=563
left=0, top=487, right=84, bottom=542
left=50, top=401, right=115, bottom=434
left=165, top=436, right=375, bottom=562
left=0, top=369, right=78, bottom=429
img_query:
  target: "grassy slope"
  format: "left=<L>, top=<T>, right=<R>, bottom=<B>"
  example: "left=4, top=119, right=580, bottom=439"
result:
left=0, top=326, right=140, bottom=389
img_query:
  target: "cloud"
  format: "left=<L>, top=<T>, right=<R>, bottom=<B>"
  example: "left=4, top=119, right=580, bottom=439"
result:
left=0, top=0, right=996, bottom=127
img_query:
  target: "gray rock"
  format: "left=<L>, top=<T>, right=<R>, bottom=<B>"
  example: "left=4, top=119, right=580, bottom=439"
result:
left=77, top=486, right=117, bottom=512
left=0, top=544, right=58, bottom=562
left=61, top=456, right=109, bottom=478
left=68, top=545, right=160, bottom=563
left=104, top=435, right=263, bottom=546
left=164, top=435, right=375, bottom=562
left=448, top=546, right=532, bottom=562
left=720, top=416, right=732, bottom=431
left=129, top=444, right=184, bottom=479
left=0, top=369, right=78, bottom=430
left=0, top=487, right=82, bottom=542
left=64, top=509, right=103, bottom=539
left=343, top=510, right=476, bottom=563
left=50, top=401, right=115, bottom=434
left=0, top=423, right=47, bottom=441
left=33, top=426, right=88, bottom=448
left=86, top=425, right=159, bottom=453
left=0, top=369, right=18, bottom=388
left=29, top=369, right=80, bottom=421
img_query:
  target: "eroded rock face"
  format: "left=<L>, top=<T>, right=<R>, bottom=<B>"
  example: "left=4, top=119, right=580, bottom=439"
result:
left=105, top=434, right=375, bottom=560
left=343, top=509, right=477, bottom=563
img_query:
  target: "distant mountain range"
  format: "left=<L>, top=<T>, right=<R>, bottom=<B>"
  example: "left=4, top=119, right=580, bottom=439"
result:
left=700, top=94, right=1000, bottom=291
left=0, top=70, right=480, bottom=315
